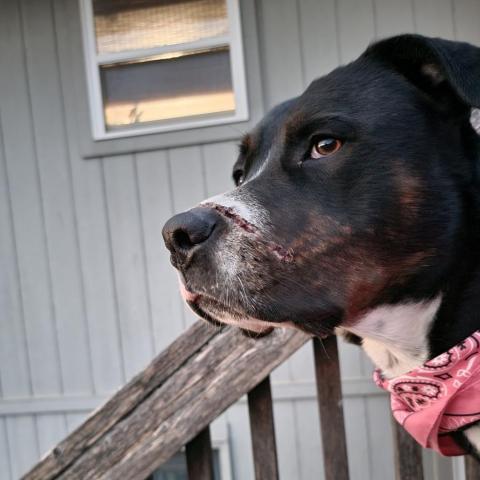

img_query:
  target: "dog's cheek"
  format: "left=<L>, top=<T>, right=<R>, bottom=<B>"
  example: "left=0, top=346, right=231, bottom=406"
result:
left=287, top=226, right=430, bottom=320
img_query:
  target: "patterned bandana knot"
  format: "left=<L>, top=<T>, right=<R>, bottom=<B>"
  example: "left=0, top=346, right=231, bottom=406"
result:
left=374, top=331, right=480, bottom=456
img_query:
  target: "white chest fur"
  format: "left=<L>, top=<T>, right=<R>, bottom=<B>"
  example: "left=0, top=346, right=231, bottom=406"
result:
left=343, top=295, right=480, bottom=455
left=344, top=296, right=442, bottom=378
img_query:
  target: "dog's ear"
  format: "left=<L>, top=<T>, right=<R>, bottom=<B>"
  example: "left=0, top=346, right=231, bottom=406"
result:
left=364, top=34, right=480, bottom=110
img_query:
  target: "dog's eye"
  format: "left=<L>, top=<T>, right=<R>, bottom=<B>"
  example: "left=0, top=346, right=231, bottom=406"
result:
left=233, top=169, right=244, bottom=186
left=310, top=138, right=342, bottom=159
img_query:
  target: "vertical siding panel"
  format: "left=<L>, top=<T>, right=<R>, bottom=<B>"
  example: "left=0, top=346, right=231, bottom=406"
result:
left=103, top=155, right=155, bottom=378
left=225, top=403, right=255, bottom=480
left=288, top=345, right=315, bottom=383
left=20, top=0, right=93, bottom=396
left=168, top=146, right=206, bottom=212
left=257, top=0, right=304, bottom=107
left=69, top=156, right=125, bottom=393
left=273, top=401, right=301, bottom=480
left=422, top=449, right=436, bottom=480
left=65, top=413, right=88, bottom=433
left=433, top=457, right=455, bottom=480
left=202, top=141, right=238, bottom=195
left=0, top=0, right=62, bottom=396
left=6, top=416, right=39, bottom=479
left=53, top=0, right=125, bottom=393
left=343, top=397, right=372, bottom=480
left=452, top=457, right=467, bottom=480
left=336, top=0, right=375, bottom=62
left=413, top=0, right=455, bottom=39
left=293, top=400, right=324, bottom=480
left=168, top=146, right=207, bottom=327
left=365, top=395, right=395, bottom=480
left=0, top=418, right=13, bottom=480
left=423, top=450, right=455, bottom=480
left=339, top=340, right=367, bottom=379
left=373, top=0, right=415, bottom=37
left=35, top=414, right=67, bottom=458
left=136, top=150, right=185, bottom=352
left=452, top=0, right=480, bottom=45
left=0, top=121, right=32, bottom=398
left=297, top=0, right=340, bottom=84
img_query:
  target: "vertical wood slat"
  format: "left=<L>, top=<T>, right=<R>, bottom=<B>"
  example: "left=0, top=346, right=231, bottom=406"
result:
left=313, top=336, right=350, bottom=480
left=392, top=420, right=424, bottom=480
left=465, top=455, right=480, bottom=480
left=185, top=426, right=214, bottom=480
left=247, top=376, right=279, bottom=480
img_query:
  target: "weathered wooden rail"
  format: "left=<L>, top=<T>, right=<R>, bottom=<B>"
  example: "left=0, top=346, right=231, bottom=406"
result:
left=23, top=320, right=480, bottom=480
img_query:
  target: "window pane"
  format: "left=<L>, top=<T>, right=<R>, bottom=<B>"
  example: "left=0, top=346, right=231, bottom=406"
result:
left=93, top=0, right=229, bottom=54
left=100, top=47, right=235, bottom=130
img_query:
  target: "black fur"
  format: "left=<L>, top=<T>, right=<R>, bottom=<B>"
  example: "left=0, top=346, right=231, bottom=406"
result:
left=163, top=34, right=480, bottom=457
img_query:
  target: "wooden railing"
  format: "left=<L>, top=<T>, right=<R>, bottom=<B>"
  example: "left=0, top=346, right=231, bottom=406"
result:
left=22, top=321, right=480, bottom=480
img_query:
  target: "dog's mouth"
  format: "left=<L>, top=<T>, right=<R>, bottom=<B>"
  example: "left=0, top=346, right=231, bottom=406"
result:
left=179, top=282, right=282, bottom=337
left=177, top=280, right=332, bottom=340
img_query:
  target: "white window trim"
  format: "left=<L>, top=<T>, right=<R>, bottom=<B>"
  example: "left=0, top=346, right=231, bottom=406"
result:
left=79, top=0, right=249, bottom=141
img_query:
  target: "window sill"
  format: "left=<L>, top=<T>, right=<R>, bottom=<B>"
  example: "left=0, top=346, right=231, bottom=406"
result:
left=80, top=114, right=258, bottom=158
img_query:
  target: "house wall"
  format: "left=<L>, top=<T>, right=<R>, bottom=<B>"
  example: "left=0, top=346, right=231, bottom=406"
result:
left=0, top=0, right=478, bottom=478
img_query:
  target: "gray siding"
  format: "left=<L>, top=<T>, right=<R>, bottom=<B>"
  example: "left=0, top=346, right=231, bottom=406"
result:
left=0, top=0, right=478, bottom=478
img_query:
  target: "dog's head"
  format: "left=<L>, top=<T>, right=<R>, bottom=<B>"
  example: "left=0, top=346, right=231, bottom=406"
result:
left=163, top=35, right=480, bottom=337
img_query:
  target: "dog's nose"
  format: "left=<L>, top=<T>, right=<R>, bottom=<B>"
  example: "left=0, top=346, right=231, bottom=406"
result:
left=162, top=207, right=219, bottom=267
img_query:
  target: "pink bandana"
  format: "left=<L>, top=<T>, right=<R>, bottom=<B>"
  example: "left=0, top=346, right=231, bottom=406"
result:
left=374, top=331, right=480, bottom=456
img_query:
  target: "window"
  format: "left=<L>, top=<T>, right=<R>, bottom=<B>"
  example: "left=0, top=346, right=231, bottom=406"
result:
left=80, top=0, right=248, bottom=140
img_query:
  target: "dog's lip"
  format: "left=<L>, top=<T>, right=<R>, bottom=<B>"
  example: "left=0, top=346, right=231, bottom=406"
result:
left=179, top=282, right=200, bottom=303
left=181, top=285, right=282, bottom=335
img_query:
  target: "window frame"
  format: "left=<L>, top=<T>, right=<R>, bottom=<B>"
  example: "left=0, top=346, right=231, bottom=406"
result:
left=79, top=0, right=249, bottom=140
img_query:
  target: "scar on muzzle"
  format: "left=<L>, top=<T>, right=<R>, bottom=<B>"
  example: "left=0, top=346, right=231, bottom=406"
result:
left=201, top=202, right=294, bottom=263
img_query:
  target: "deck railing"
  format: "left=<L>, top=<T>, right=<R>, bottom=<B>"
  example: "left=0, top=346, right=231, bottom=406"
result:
left=22, top=321, right=480, bottom=480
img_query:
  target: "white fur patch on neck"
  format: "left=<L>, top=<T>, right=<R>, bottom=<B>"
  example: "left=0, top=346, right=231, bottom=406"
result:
left=464, top=424, right=480, bottom=455
left=344, top=296, right=442, bottom=378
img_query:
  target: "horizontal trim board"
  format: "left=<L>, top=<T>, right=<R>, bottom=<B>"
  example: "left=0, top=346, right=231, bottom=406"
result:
left=0, top=378, right=385, bottom=416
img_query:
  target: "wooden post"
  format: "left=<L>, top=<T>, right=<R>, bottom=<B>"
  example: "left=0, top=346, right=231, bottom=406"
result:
left=465, top=455, right=480, bottom=480
left=313, top=336, right=350, bottom=480
left=186, top=426, right=214, bottom=480
left=392, top=420, right=424, bottom=480
left=248, top=376, right=279, bottom=480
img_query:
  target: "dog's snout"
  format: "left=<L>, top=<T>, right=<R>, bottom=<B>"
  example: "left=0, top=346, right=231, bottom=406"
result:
left=162, top=207, right=219, bottom=267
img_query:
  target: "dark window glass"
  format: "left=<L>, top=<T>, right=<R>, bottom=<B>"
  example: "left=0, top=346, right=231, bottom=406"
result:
left=100, top=47, right=235, bottom=129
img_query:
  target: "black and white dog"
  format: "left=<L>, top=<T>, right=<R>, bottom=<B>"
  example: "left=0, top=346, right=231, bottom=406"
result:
left=163, top=35, right=480, bottom=457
